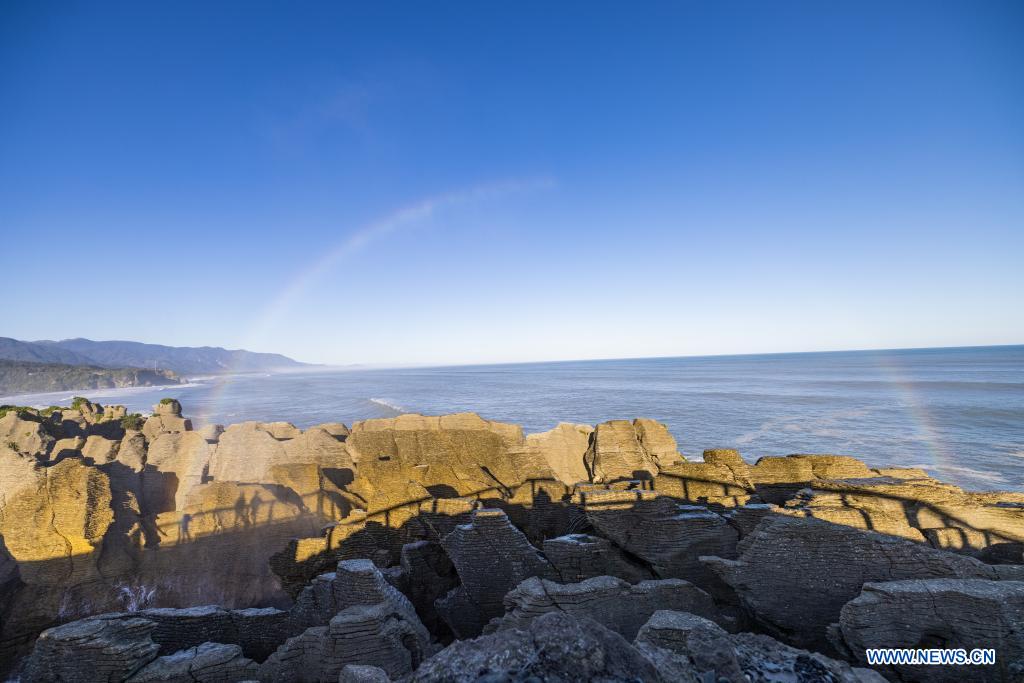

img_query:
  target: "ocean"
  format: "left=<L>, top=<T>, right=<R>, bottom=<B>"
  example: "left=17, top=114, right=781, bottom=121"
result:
left=5, top=345, right=1023, bottom=492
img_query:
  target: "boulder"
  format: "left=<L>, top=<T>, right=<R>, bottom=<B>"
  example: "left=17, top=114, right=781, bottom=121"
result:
left=410, top=611, right=661, bottom=682
left=703, top=514, right=1002, bottom=650
left=488, top=575, right=723, bottom=638
left=834, top=579, right=1024, bottom=683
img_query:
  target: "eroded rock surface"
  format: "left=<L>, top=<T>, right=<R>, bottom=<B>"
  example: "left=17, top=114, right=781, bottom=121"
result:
left=704, top=514, right=1003, bottom=649
left=834, top=579, right=1024, bottom=683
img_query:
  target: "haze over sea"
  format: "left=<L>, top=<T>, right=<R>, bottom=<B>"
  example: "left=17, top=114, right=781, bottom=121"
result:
left=6, top=345, right=1023, bottom=492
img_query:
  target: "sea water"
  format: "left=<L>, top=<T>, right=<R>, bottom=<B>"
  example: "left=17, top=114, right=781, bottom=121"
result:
left=5, top=345, right=1023, bottom=491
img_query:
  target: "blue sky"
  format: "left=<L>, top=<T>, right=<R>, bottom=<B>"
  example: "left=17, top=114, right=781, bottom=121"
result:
left=1, top=1, right=1021, bottom=365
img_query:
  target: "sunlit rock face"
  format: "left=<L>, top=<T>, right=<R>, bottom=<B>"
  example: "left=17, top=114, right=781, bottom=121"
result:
left=3, top=401, right=1024, bottom=681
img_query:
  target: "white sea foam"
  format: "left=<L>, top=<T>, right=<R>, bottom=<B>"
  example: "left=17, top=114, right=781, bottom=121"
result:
left=369, top=397, right=406, bottom=413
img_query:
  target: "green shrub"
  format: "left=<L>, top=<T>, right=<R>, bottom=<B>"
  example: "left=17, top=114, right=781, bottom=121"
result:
left=121, top=413, right=145, bottom=431
left=158, top=397, right=177, bottom=405
left=70, top=396, right=90, bottom=410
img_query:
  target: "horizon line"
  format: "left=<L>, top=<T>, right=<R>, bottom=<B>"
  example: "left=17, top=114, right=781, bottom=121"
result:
left=304, top=341, right=1024, bottom=374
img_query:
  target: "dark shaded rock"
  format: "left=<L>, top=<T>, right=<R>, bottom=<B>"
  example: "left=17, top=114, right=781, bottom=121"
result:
left=22, top=616, right=159, bottom=682
left=399, top=541, right=459, bottom=639
left=703, top=514, right=1002, bottom=650
left=636, top=610, right=885, bottom=683
left=409, top=611, right=661, bottom=682
left=436, top=508, right=556, bottom=637
left=542, top=533, right=654, bottom=584
left=833, top=579, right=1024, bottom=683
left=339, top=664, right=391, bottom=682
left=258, top=603, right=428, bottom=682
left=488, top=575, right=724, bottom=638
left=126, top=642, right=258, bottom=682
left=583, top=491, right=738, bottom=594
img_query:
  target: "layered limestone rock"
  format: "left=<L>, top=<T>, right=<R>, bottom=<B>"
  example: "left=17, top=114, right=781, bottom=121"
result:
left=784, top=474, right=1024, bottom=553
left=704, top=514, right=1004, bottom=650
left=524, top=422, right=592, bottom=485
left=0, top=411, right=54, bottom=456
left=142, top=400, right=192, bottom=441
left=436, top=508, right=557, bottom=638
left=344, top=413, right=552, bottom=503
left=22, top=616, right=160, bottom=683
left=0, top=451, right=116, bottom=665
left=143, top=431, right=215, bottom=511
left=582, top=490, right=738, bottom=593
left=633, top=418, right=685, bottom=468
left=487, top=575, right=723, bottom=638
left=584, top=419, right=662, bottom=483
left=256, top=559, right=432, bottom=681
left=542, top=533, right=654, bottom=584
left=635, top=610, right=885, bottom=683
left=396, top=541, right=459, bottom=639
left=410, top=611, right=662, bottom=683
left=833, top=579, right=1024, bottom=683
left=127, top=642, right=258, bottom=683
left=259, top=602, right=429, bottom=682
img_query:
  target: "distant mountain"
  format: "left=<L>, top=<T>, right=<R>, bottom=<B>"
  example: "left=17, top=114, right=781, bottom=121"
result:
left=0, top=337, right=310, bottom=377
left=32, top=338, right=309, bottom=376
left=0, top=337, right=96, bottom=366
left=0, top=359, right=180, bottom=395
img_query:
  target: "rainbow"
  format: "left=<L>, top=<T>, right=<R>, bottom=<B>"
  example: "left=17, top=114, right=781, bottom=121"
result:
left=190, top=177, right=555, bottom=427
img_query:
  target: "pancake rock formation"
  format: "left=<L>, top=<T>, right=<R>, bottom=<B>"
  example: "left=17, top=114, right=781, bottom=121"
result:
left=0, top=401, right=1022, bottom=682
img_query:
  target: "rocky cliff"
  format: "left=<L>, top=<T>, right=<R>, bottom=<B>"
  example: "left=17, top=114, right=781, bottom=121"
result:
left=0, top=359, right=181, bottom=394
left=2, top=401, right=1022, bottom=681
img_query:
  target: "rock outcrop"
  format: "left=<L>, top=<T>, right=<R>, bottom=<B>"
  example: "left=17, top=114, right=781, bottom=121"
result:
left=436, top=508, right=557, bottom=637
left=410, top=611, right=662, bottom=682
left=487, top=575, right=723, bottom=638
left=635, top=610, right=885, bottom=683
left=704, top=514, right=1004, bottom=649
left=833, top=579, right=1024, bottom=683
left=6, top=402, right=1024, bottom=682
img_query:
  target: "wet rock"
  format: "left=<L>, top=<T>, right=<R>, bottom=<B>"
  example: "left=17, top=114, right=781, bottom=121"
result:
left=703, top=514, right=1003, bottom=650
left=410, top=611, right=661, bottom=682
left=833, top=579, right=1024, bottom=683
left=488, top=575, right=723, bottom=638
